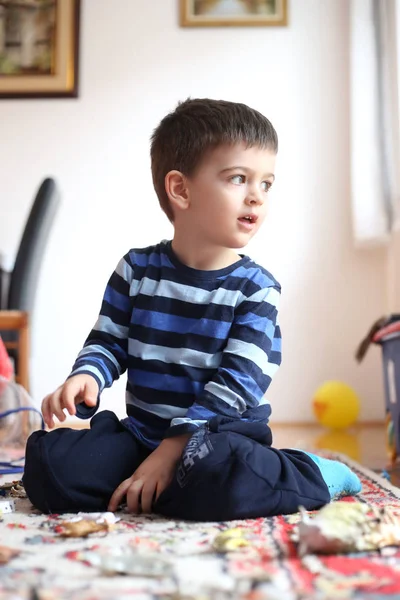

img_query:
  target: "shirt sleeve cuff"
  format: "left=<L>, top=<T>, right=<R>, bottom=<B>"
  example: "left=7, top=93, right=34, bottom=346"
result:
left=75, top=396, right=100, bottom=420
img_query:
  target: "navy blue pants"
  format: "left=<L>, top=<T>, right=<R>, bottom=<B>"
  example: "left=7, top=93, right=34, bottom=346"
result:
left=23, top=410, right=330, bottom=520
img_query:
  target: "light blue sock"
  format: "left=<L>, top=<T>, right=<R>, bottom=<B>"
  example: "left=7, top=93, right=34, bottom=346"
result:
left=305, top=452, right=362, bottom=499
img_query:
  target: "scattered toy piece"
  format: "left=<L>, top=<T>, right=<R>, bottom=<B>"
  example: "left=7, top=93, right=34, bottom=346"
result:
left=10, top=483, right=27, bottom=498
left=0, top=479, right=21, bottom=491
left=55, top=519, right=112, bottom=538
left=52, top=512, right=118, bottom=538
left=297, top=501, right=400, bottom=555
left=0, top=499, right=15, bottom=514
left=213, top=528, right=250, bottom=552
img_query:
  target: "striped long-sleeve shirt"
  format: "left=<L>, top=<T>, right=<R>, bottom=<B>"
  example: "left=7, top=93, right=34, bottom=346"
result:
left=71, top=240, right=282, bottom=448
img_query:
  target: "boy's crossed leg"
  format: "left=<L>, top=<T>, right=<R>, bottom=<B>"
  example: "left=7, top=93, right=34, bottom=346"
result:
left=155, top=417, right=361, bottom=521
left=24, top=411, right=361, bottom=519
left=23, top=410, right=151, bottom=513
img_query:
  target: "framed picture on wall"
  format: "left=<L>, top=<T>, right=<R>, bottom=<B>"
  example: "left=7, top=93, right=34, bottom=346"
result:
left=0, top=0, right=80, bottom=99
left=180, top=0, right=288, bottom=27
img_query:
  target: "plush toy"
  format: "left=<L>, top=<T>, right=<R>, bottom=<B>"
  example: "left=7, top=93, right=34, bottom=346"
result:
left=0, top=337, right=13, bottom=382
left=312, top=381, right=360, bottom=429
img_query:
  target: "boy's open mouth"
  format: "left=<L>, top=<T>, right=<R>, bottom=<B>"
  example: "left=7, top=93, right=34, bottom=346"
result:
left=238, top=214, right=258, bottom=224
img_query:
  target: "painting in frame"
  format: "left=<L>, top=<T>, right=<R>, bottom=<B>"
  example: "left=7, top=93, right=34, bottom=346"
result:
left=0, top=0, right=80, bottom=99
left=180, top=0, right=288, bottom=27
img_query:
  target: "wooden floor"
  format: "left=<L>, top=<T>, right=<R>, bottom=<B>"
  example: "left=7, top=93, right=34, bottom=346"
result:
left=272, top=422, right=400, bottom=487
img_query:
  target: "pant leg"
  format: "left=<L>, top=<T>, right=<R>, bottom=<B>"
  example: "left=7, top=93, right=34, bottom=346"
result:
left=23, top=410, right=150, bottom=514
left=155, top=418, right=330, bottom=521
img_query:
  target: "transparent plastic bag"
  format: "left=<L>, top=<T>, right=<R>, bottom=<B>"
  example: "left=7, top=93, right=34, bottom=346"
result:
left=0, top=376, right=44, bottom=474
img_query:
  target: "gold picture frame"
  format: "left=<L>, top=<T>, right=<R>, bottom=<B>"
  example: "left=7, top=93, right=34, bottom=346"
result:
left=180, top=0, right=288, bottom=27
left=0, top=0, right=80, bottom=99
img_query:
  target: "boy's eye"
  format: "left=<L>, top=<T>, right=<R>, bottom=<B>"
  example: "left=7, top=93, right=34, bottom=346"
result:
left=261, top=181, right=272, bottom=192
left=231, top=175, right=245, bottom=185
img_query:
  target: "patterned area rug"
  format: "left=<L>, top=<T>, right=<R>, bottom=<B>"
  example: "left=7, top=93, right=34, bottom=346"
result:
left=1, top=453, right=400, bottom=600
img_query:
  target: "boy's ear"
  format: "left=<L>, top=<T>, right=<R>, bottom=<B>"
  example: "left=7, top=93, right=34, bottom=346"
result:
left=165, top=170, right=190, bottom=211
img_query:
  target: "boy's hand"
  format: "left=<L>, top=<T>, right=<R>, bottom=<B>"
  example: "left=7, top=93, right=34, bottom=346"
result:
left=108, top=434, right=191, bottom=514
left=41, top=374, right=99, bottom=429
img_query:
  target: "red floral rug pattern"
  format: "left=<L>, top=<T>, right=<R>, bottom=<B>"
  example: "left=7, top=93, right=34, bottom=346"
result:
left=1, top=453, right=400, bottom=600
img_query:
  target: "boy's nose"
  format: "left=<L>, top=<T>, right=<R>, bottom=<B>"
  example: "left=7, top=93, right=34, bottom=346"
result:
left=245, top=188, right=263, bottom=205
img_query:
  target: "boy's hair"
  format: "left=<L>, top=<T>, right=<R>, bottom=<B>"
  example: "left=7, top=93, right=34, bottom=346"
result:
left=150, top=98, right=278, bottom=222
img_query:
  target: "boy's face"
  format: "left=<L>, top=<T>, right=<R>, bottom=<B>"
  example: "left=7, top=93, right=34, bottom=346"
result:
left=182, top=142, right=276, bottom=250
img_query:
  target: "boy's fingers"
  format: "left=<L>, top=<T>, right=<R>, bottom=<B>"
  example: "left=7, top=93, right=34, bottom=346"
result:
left=60, top=384, right=77, bottom=416
left=41, top=375, right=99, bottom=430
left=41, top=396, right=54, bottom=429
left=52, top=395, right=67, bottom=422
left=42, top=392, right=64, bottom=426
left=84, top=396, right=97, bottom=407
left=108, top=477, right=132, bottom=512
left=155, top=479, right=168, bottom=502
left=41, top=396, right=50, bottom=424
left=140, top=482, right=156, bottom=514
left=82, top=382, right=98, bottom=406
left=126, top=479, right=144, bottom=514
left=72, top=379, right=98, bottom=407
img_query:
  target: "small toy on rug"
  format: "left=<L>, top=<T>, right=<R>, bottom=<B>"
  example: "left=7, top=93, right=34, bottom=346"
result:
left=0, top=499, right=15, bottom=515
left=0, top=479, right=26, bottom=499
left=296, top=500, right=400, bottom=555
left=54, top=511, right=118, bottom=538
left=212, top=528, right=250, bottom=552
left=0, top=479, right=22, bottom=490
left=9, top=482, right=26, bottom=498
left=55, top=520, right=111, bottom=538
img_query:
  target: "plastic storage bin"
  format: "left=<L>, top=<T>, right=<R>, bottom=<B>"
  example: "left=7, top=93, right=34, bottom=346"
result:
left=373, top=320, right=400, bottom=463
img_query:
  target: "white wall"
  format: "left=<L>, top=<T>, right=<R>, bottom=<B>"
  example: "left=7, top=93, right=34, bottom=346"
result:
left=387, top=1, right=400, bottom=313
left=0, top=0, right=387, bottom=423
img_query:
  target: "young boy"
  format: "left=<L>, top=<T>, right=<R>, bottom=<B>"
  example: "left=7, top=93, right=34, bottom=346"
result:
left=23, top=99, right=361, bottom=520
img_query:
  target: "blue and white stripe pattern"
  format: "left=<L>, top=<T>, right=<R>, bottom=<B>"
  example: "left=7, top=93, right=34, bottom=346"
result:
left=71, top=241, right=282, bottom=448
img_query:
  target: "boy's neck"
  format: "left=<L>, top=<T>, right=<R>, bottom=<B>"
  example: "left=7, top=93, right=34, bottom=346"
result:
left=171, top=235, right=241, bottom=271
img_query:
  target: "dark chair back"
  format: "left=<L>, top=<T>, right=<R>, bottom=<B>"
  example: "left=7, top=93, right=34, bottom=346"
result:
left=7, top=178, right=59, bottom=312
